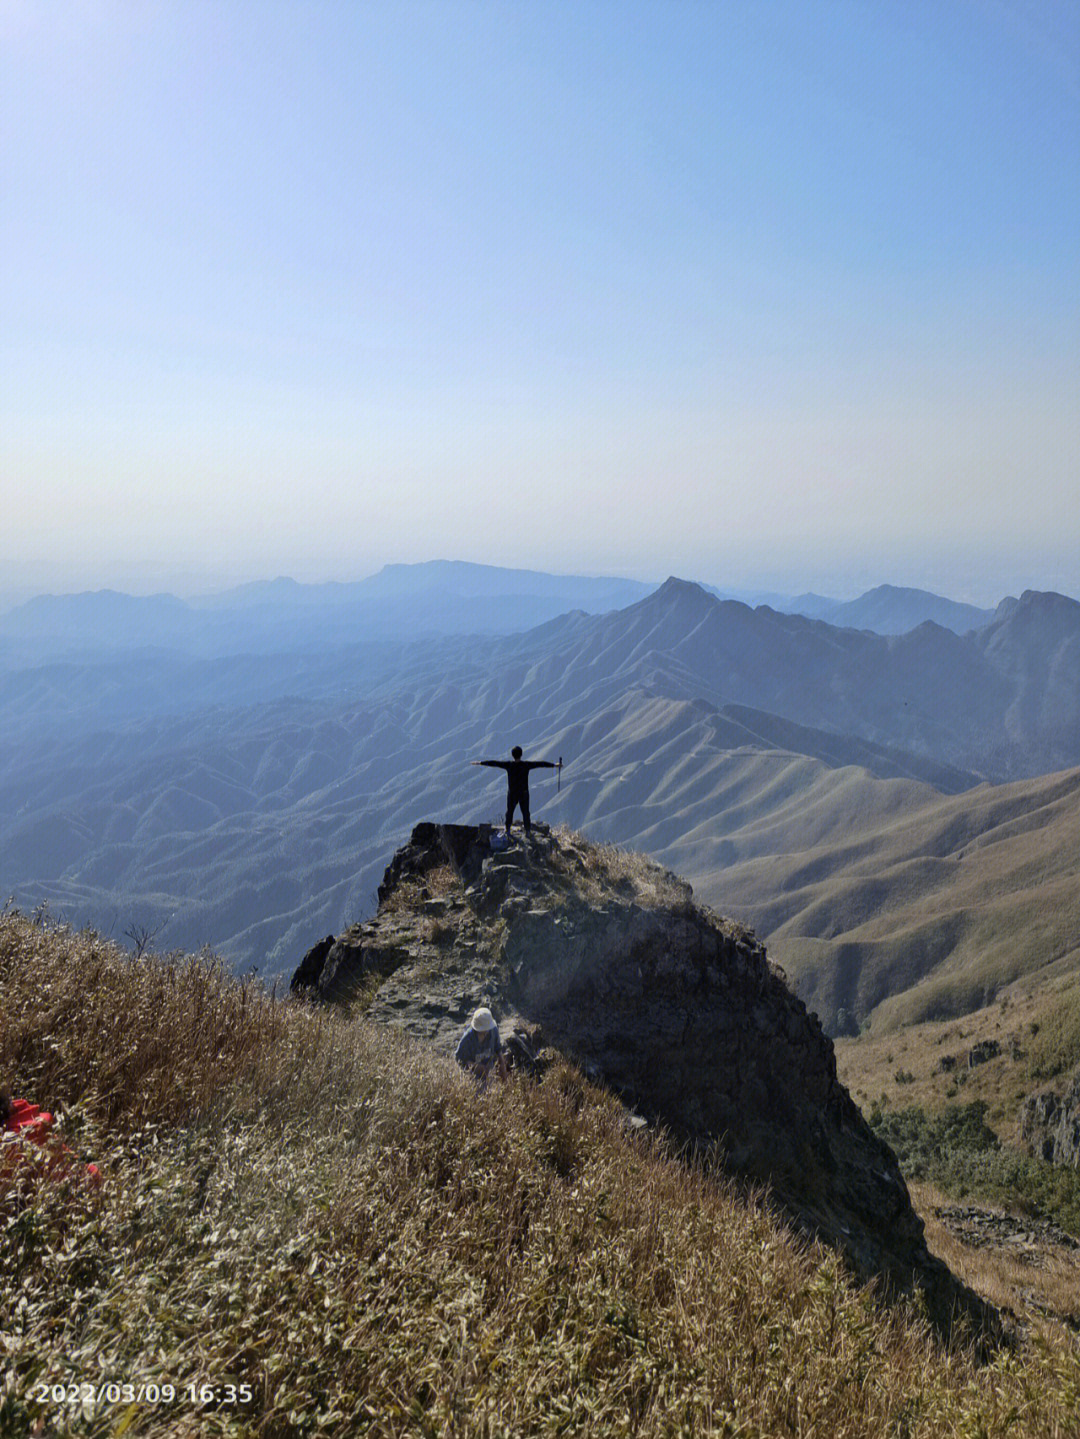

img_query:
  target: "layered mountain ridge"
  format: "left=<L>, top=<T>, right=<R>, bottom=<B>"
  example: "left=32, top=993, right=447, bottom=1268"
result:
left=2, top=571, right=1078, bottom=1040
left=0, top=564, right=1003, bottom=663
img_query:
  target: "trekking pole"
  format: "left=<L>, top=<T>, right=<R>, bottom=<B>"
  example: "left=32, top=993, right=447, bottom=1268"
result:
left=557, top=756, right=563, bottom=792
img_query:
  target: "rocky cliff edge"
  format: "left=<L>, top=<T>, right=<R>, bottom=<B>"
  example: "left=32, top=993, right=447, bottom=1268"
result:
left=293, top=821, right=995, bottom=1337
left=1019, top=1070, right=1080, bottom=1169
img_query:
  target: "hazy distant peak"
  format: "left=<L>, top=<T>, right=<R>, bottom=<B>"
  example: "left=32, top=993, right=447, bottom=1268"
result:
left=989, top=590, right=1080, bottom=628
left=1017, top=589, right=1080, bottom=613
left=9, top=589, right=190, bottom=623
left=249, top=576, right=305, bottom=593
left=817, top=584, right=995, bottom=636
left=192, top=575, right=338, bottom=609
left=863, top=584, right=924, bottom=598
left=650, top=576, right=717, bottom=605
left=783, top=592, right=840, bottom=618
left=359, top=560, right=654, bottom=609
left=17, top=588, right=186, bottom=610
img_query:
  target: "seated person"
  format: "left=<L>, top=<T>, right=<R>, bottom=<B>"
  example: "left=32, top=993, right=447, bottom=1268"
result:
left=455, top=1008, right=508, bottom=1083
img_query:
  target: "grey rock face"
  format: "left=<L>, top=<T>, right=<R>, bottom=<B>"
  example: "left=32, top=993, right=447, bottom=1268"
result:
left=1019, top=1071, right=1080, bottom=1167
left=292, top=821, right=995, bottom=1335
left=493, top=867, right=924, bottom=1287
left=292, top=933, right=335, bottom=992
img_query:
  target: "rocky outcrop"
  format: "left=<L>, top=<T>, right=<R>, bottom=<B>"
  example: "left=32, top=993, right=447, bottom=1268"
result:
left=968, top=1039, right=1001, bottom=1068
left=1019, top=1071, right=1080, bottom=1168
left=293, top=821, right=996, bottom=1336
left=934, top=1204, right=1079, bottom=1255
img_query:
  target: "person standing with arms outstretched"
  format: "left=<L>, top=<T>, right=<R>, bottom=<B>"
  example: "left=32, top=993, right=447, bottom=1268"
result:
left=471, top=746, right=558, bottom=835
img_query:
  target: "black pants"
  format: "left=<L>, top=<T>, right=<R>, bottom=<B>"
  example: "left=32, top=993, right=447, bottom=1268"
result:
left=506, top=793, right=531, bottom=832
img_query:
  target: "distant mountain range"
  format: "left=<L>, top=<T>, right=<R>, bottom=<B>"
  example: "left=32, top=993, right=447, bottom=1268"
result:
left=0, top=561, right=1004, bottom=666
left=802, top=585, right=994, bottom=635
left=2, top=567, right=1077, bottom=1036
left=0, top=563, right=654, bottom=662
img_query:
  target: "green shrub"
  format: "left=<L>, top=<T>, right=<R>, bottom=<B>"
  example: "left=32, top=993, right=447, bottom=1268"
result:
left=873, top=1102, right=1080, bottom=1236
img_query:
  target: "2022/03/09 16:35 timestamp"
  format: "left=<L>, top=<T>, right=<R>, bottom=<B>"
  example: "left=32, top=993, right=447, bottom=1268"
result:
left=30, top=1379, right=256, bottom=1408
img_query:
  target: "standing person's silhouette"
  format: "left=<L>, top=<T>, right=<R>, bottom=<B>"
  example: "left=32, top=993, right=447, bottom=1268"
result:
left=471, top=746, right=557, bottom=835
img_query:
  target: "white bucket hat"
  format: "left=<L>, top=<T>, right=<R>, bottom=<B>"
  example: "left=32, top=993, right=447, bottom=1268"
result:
left=471, top=1007, right=496, bottom=1032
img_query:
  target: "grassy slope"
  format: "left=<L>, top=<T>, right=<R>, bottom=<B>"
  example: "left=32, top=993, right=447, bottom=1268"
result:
left=3, top=913, right=1080, bottom=1437
left=833, top=969, right=1080, bottom=1255
left=699, top=764, right=1080, bottom=1033
left=836, top=971, right=1080, bottom=1133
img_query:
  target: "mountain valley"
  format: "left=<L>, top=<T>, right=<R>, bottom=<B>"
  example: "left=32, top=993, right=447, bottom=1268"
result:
left=2, top=567, right=1078, bottom=1045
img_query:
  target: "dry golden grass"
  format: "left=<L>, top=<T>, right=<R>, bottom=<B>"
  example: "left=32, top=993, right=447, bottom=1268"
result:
left=3, top=911, right=1080, bottom=1437
left=551, top=825, right=693, bottom=911
left=423, top=863, right=461, bottom=897
left=377, top=862, right=465, bottom=921
left=0, top=917, right=304, bottom=1129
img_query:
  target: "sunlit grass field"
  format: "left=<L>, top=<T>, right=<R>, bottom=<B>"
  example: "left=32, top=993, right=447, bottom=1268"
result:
left=3, top=910, right=1079, bottom=1437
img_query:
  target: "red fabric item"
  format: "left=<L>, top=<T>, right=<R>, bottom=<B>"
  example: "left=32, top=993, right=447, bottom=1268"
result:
left=2, top=1098, right=101, bottom=1191
left=7, top=1098, right=54, bottom=1139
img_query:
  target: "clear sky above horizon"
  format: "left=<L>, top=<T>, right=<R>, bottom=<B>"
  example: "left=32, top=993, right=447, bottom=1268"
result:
left=2, top=0, right=1077, bottom=607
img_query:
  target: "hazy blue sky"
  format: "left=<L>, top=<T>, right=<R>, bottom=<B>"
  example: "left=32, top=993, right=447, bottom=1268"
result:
left=2, top=1, right=1077, bottom=605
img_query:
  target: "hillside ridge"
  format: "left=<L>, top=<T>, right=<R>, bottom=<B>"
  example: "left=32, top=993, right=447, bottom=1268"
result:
left=293, top=821, right=995, bottom=1335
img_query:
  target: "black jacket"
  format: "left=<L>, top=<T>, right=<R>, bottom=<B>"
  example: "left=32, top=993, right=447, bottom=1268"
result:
left=478, top=758, right=555, bottom=799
